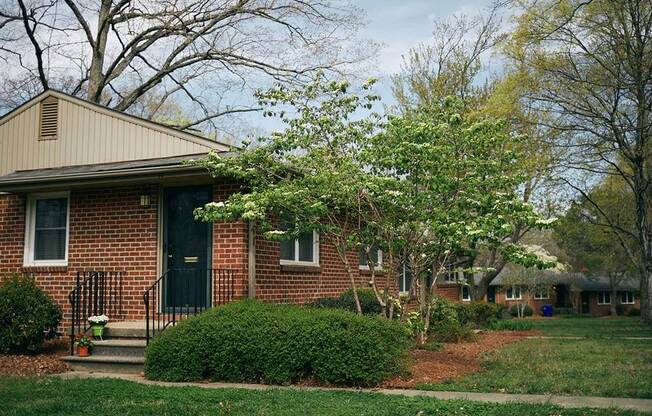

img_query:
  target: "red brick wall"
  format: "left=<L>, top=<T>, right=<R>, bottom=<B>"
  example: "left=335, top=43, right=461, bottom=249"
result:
left=0, top=186, right=159, bottom=329
left=435, top=284, right=461, bottom=301
left=253, top=232, right=392, bottom=304
left=587, top=291, right=640, bottom=316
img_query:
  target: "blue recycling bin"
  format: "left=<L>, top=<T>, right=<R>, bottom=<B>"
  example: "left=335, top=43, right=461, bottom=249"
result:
left=541, top=304, right=553, bottom=317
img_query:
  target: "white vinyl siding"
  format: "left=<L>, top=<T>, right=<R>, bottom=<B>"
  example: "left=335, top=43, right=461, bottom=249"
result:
left=0, top=92, right=228, bottom=176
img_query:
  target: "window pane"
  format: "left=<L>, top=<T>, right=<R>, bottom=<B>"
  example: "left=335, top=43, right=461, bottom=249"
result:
left=297, top=232, right=314, bottom=262
left=280, top=239, right=295, bottom=261
left=359, top=248, right=367, bottom=266
left=359, top=247, right=379, bottom=266
left=462, top=286, right=470, bottom=300
left=35, top=198, right=67, bottom=228
left=507, top=287, right=513, bottom=298
left=34, top=229, right=66, bottom=260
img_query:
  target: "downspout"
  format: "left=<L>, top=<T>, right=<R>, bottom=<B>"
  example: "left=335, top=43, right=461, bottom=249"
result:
left=248, top=221, right=256, bottom=299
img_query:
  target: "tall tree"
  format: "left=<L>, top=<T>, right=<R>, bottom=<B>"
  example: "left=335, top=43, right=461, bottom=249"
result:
left=0, top=0, right=374, bottom=135
left=510, top=0, right=652, bottom=323
left=554, top=177, right=638, bottom=315
left=391, top=3, right=557, bottom=300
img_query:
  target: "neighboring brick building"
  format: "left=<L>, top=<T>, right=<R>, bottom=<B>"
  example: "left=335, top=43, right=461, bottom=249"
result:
left=0, top=90, right=376, bottom=331
left=431, top=272, right=640, bottom=317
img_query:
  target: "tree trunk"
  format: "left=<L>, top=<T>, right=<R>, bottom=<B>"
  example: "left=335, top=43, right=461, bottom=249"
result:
left=610, top=287, right=617, bottom=317
left=87, top=0, right=112, bottom=102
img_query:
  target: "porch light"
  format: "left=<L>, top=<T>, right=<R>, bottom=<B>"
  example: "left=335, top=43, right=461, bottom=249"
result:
left=140, top=194, right=151, bottom=208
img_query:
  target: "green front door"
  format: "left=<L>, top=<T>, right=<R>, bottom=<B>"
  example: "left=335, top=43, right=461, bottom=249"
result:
left=163, top=186, right=212, bottom=310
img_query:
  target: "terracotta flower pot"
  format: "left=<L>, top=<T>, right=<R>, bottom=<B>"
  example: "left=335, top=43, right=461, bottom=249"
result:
left=78, top=345, right=90, bottom=357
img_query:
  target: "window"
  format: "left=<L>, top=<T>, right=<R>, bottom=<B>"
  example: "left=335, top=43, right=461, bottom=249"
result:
left=398, top=263, right=412, bottom=294
left=24, top=192, right=69, bottom=266
left=462, top=286, right=471, bottom=301
left=442, top=265, right=457, bottom=283
left=597, top=291, right=611, bottom=305
left=280, top=230, right=319, bottom=266
left=619, top=291, right=634, bottom=305
left=359, top=247, right=382, bottom=270
left=534, top=289, right=550, bottom=300
left=505, top=286, right=522, bottom=300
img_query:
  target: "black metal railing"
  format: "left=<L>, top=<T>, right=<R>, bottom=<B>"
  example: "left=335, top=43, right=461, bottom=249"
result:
left=143, top=268, right=235, bottom=344
left=68, top=270, right=124, bottom=355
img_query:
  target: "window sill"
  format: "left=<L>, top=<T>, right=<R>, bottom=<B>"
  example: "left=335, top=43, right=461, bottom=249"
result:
left=22, top=265, right=68, bottom=273
left=359, top=267, right=386, bottom=275
left=280, top=263, right=321, bottom=273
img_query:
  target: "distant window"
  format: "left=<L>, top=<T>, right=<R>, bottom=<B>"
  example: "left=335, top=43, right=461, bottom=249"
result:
left=442, top=265, right=457, bottom=283
left=462, top=286, right=471, bottom=301
left=39, top=96, right=59, bottom=140
left=597, top=291, right=611, bottom=305
left=619, top=291, right=634, bottom=305
left=24, top=192, right=69, bottom=266
left=359, top=247, right=382, bottom=269
left=279, top=223, right=319, bottom=266
left=398, top=263, right=411, bottom=294
left=534, top=289, right=550, bottom=300
left=506, top=286, right=522, bottom=300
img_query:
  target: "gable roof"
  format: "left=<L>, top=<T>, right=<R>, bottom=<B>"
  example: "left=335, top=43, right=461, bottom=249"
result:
left=0, top=89, right=233, bottom=151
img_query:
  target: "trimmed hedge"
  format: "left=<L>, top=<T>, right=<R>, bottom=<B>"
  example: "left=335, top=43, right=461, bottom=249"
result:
left=0, top=274, right=62, bottom=354
left=144, top=300, right=410, bottom=386
left=310, top=288, right=382, bottom=316
left=490, top=319, right=534, bottom=331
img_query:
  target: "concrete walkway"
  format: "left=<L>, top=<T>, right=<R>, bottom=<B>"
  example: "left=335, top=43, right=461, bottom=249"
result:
left=525, top=336, right=652, bottom=340
left=56, top=371, right=652, bottom=412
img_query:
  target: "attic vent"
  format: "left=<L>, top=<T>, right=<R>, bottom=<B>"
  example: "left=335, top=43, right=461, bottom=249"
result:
left=39, top=96, right=59, bottom=140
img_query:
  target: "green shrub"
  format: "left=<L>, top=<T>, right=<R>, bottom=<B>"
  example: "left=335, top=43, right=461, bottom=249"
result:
left=456, top=302, right=498, bottom=327
left=509, top=304, right=533, bottom=317
left=310, top=288, right=382, bottom=315
left=429, top=295, right=460, bottom=325
left=489, top=319, right=534, bottom=331
left=495, top=303, right=510, bottom=319
left=429, top=320, right=476, bottom=343
left=145, top=300, right=410, bottom=386
left=0, top=274, right=62, bottom=354
left=627, top=308, right=641, bottom=317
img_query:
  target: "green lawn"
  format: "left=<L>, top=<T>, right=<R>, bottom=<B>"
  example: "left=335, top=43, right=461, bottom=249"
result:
left=418, top=318, right=652, bottom=398
left=528, top=317, right=652, bottom=338
left=0, top=377, right=645, bottom=416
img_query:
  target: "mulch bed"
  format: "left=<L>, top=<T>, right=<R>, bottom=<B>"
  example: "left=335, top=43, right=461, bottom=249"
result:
left=382, top=330, right=537, bottom=388
left=0, top=339, right=71, bottom=377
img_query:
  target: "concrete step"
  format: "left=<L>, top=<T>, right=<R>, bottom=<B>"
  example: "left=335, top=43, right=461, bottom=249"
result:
left=91, top=339, right=146, bottom=358
left=102, top=321, right=148, bottom=339
left=62, top=355, right=144, bottom=374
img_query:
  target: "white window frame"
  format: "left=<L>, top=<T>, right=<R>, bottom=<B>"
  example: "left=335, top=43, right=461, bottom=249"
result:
left=597, top=291, right=611, bottom=305
left=505, top=285, right=522, bottom=300
left=23, top=191, right=70, bottom=267
left=442, top=265, right=457, bottom=283
left=279, top=230, right=320, bottom=267
left=398, top=263, right=410, bottom=295
left=359, top=248, right=383, bottom=270
left=462, top=286, right=471, bottom=302
left=619, top=291, right=634, bottom=305
left=534, top=289, right=550, bottom=300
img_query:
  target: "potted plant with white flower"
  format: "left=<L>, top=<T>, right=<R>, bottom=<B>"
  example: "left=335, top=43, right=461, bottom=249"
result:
left=88, top=314, right=109, bottom=339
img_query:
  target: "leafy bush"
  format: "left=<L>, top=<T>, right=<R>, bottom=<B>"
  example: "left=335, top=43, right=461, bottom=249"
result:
left=495, top=303, right=510, bottom=319
left=489, top=319, right=534, bottom=331
left=429, top=320, right=476, bottom=343
left=310, top=288, right=382, bottom=315
left=627, top=308, right=641, bottom=317
left=145, top=300, right=410, bottom=386
left=509, top=304, right=533, bottom=317
left=0, top=274, right=62, bottom=354
left=456, top=302, right=498, bottom=327
left=429, top=295, right=460, bottom=325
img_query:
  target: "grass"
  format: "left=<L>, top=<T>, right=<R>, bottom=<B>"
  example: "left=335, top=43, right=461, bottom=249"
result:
left=528, top=317, right=652, bottom=338
left=0, top=377, right=646, bottom=416
left=418, top=336, right=652, bottom=398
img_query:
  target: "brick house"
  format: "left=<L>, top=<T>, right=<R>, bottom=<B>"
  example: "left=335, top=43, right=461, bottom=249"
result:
left=0, top=90, right=381, bottom=337
left=430, top=272, right=640, bottom=317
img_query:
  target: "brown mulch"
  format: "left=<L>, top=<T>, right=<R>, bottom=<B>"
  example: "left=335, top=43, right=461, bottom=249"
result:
left=382, top=330, right=538, bottom=388
left=0, top=339, right=71, bottom=377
